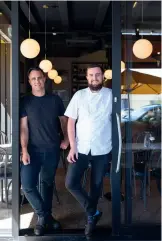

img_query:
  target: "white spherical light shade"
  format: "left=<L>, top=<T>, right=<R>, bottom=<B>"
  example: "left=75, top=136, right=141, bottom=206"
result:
left=48, top=69, right=58, bottom=79
left=133, top=39, right=153, bottom=59
left=121, top=61, right=125, bottom=73
left=20, top=38, right=40, bottom=59
left=104, top=70, right=112, bottom=80
left=54, top=76, right=62, bottom=84
left=39, top=60, right=52, bottom=73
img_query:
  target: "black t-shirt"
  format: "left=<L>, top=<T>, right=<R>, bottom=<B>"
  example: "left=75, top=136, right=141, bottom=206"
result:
left=20, top=93, right=65, bottom=151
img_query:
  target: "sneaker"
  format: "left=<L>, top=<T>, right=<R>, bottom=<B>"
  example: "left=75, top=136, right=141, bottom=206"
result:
left=34, top=216, right=46, bottom=236
left=85, top=211, right=102, bottom=238
left=45, top=214, right=62, bottom=230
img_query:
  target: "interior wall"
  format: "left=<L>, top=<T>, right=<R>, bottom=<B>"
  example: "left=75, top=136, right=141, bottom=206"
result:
left=47, top=57, right=75, bottom=107
left=76, top=50, right=108, bottom=62
left=47, top=50, right=108, bottom=106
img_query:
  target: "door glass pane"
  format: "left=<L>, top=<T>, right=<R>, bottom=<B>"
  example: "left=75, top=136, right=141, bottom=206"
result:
left=121, top=1, right=161, bottom=226
left=0, top=14, right=12, bottom=236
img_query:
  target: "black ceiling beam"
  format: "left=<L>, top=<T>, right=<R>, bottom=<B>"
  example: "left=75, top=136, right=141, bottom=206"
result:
left=20, top=1, right=44, bottom=32
left=94, top=1, right=111, bottom=30
left=19, top=7, right=31, bottom=37
left=0, top=1, right=11, bottom=20
left=132, top=1, right=151, bottom=20
left=27, top=1, right=44, bottom=31
left=58, top=1, right=69, bottom=30
left=20, top=1, right=37, bottom=25
left=31, top=30, right=112, bottom=36
left=0, top=1, right=28, bottom=37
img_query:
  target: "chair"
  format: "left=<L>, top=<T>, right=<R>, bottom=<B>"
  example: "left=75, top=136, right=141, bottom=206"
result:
left=0, top=147, right=12, bottom=208
left=82, top=158, right=113, bottom=199
left=82, top=163, right=105, bottom=200
left=60, top=149, right=67, bottom=174
left=150, top=151, right=161, bottom=195
left=133, top=132, right=152, bottom=210
left=82, top=163, right=91, bottom=189
left=0, top=131, right=9, bottom=144
left=82, top=161, right=124, bottom=201
left=104, top=160, right=124, bottom=202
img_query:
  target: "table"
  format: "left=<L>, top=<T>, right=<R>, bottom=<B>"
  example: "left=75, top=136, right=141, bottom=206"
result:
left=0, top=143, right=12, bottom=155
left=122, top=142, right=161, bottom=151
left=122, top=142, right=161, bottom=224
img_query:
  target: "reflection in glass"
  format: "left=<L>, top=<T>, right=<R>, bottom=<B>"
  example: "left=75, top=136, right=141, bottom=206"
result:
left=0, top=29, right=12, bottom=236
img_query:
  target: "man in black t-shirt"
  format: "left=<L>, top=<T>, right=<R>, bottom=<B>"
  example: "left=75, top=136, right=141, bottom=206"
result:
left=20, top=67, right=69, bottom=236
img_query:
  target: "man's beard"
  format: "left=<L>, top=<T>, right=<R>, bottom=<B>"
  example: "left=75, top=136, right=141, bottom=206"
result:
left=88, top=82, right=103, bottom=91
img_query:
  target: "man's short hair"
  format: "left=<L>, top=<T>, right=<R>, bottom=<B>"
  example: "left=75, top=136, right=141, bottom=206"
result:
left=86, top=64, right=104, bottom=75
left=27, top=67, right=45, bottom=79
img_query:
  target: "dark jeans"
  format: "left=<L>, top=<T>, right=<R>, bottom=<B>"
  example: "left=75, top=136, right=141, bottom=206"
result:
left=65, top=151, right=111, bottom=216
left=20, top=148, right=60, bottom=217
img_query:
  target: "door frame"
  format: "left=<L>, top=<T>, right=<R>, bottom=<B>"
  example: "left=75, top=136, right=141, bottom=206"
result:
left=111, top=0, right=122, bottom=236
left=10, top=1, right=130, bottom=240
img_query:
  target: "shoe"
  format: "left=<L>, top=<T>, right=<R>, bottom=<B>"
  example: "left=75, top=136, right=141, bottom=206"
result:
left=85, top=211, right=102, bottom=238
left=45, top=215, right=62, bottom=230
left=34, top=216, right=46, bottom=236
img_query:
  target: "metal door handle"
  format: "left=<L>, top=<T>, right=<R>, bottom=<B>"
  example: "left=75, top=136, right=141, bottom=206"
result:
left=116, top=113, right=122, bottom=173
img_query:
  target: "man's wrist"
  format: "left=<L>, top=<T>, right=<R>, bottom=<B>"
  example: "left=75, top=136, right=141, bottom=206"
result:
left=70, top=142, right=77, bottom=149
left=64, top=136, right=69, bottom=142
left=22, top=147, right=28, bottom=153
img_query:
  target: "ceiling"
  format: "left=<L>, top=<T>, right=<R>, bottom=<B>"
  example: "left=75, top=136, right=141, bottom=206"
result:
left=0, top=1, right=161, bottom=58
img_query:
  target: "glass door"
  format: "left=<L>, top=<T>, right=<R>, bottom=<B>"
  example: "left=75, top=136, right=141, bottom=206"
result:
left=120, top=1, right=161, bottom=239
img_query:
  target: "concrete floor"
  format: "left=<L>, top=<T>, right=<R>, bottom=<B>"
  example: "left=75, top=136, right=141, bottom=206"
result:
left=0, top=168, right=161, bottom=236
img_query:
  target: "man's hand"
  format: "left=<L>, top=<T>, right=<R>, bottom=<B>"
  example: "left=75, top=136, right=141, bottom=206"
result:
left=60, top=139, right=69, bottom=150
left=67, top=147, right=78, bottom=163
left=21, top=150, right=30, bottom=165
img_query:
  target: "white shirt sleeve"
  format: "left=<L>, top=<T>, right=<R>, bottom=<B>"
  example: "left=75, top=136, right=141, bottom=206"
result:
left=109, top=89, right=112, bottom=115
left=64, top=91, right=79, bottom=120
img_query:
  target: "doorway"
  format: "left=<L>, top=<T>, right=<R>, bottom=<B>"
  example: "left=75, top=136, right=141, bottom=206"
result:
left=9, top=1, right=162, bottom=240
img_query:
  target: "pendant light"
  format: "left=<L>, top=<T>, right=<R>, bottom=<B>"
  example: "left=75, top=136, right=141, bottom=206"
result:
left=54, top=76, right=62, bottom=84
left=104, top=69, right=112, bottom=80
left=133, top=1, right=153, bottom=59
left=20, top=0, right=40, bottom=58
left=121, top=61, right=125, bottom=73
left=48, top=69, right=58, bottom=79
left=39, top=5, right=52, bottom=73
left=104, top=61, right=125, bottom=80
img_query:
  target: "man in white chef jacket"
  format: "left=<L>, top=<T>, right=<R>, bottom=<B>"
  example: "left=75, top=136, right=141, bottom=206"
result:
left=64, top=64, right=112, bottom=238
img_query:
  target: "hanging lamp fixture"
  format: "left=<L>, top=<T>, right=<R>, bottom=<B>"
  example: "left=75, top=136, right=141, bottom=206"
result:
left=121, top=61, right=125, bottom=73
left=54, top=76, right=62, bottom=84
left=104, top=61, right=125, bottom=80
left=20, top=0, right=40, bottom=58
left=133, top=1, right=153, bottom=59
left=104, top=69, right=112, bottom=80
left=39, top=5, right=52, bottom=73
left=48, top=69, right=58, bottom=79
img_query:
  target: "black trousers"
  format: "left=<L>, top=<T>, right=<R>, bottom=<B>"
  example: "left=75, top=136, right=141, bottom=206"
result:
left=21, top=148, right=60, bottom=217
left=65, top=151, right=112, bottom=216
